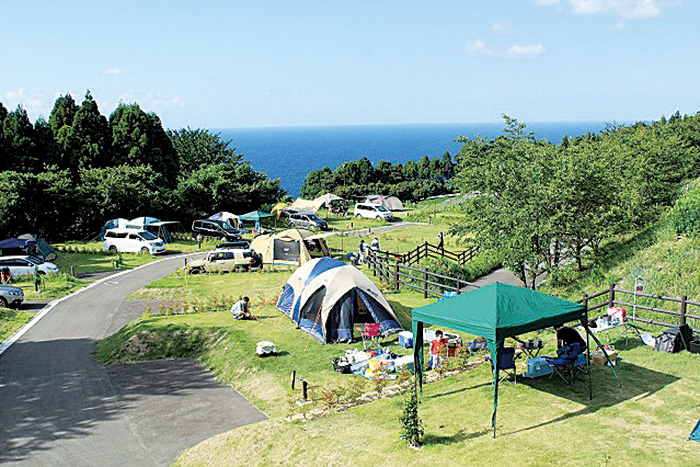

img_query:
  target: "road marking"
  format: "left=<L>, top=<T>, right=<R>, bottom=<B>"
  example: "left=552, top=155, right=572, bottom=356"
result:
left=0, top=252, right=200, bottom=357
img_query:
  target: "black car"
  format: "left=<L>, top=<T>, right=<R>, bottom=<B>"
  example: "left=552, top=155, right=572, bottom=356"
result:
left=216, top=240, right=251, bottom=250
left=192, top=219, right=242, bottom=241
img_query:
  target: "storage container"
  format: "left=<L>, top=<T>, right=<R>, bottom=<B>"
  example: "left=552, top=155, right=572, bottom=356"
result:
left=398, top=331, right=414, bottom=348
left=522, top=356, right=554, bottom=378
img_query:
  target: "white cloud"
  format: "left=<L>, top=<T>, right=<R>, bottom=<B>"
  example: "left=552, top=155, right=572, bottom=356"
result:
left=101, top=68, right=123, bottom=75
left=489, top=20, right=516, bottom=35
left=467, top=40, right=545, bottom=59
left=116, top=92, right=184, bottom=110
left=538, top=0, right=667, bottom=20
left=3, top=88, right=50, bottom=119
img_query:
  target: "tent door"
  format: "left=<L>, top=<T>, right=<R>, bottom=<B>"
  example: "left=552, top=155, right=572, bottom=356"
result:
left=274, top=239, right=300, bottom=262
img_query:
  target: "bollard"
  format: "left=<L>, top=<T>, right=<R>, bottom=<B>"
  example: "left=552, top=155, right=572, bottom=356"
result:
left=291, top=370, right=296, bottom=389
left=302, top=380, right=309, bottom=400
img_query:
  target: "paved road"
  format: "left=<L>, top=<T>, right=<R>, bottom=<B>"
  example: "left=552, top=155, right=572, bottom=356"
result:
left=0, top=256, right=266, bottom=466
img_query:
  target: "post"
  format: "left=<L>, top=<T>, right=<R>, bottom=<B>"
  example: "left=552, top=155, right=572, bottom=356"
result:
left=291, top=370, right=296, bottom=389
left=680, top=295, right=687, bottom=326
left=608, top=283, right=615, bottom=308
left=394, top=262, right=400, bottom=290
left=423, top=269, right=429, bottom=299
left=302, top=380, right=309, bottom=400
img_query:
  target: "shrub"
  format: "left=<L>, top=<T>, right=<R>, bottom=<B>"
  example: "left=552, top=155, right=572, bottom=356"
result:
left=399, top=378, right=424, bottom=448
left=670, top=185, right=700, bottom=237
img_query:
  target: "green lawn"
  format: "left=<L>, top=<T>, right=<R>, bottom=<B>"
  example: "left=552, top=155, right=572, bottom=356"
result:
left=175, top=340, right=700, bottom=466
left=0, top=308, right=36, bottom=342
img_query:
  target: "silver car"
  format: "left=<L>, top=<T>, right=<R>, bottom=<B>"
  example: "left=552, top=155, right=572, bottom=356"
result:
left=0, top=285, right=24, bottom=309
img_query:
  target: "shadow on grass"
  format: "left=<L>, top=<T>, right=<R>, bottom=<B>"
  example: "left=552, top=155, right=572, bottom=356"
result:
left=423, top=427, right=491, bottom=445
left=509, top=360, right=679, bottom=436
left=428, top=382, right=491, bottom=400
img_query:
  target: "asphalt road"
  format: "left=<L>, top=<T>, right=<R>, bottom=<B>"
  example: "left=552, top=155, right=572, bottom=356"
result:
left=0, top=256, right=266, bottom=466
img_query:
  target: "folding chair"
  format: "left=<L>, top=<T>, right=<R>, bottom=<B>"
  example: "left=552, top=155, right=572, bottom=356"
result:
left=485, top=347, right=518, bottom=385
left=356, top=322, right=382, bottom=349
left=545, top=343, right=585, bottom=385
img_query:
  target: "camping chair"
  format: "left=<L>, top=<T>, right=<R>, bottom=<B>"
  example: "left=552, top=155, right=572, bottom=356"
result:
left=545, top=343, right=586, bottom=385
left=485, top=347, right=518, bottom=385
left=356, top=322, right=382, bottom=349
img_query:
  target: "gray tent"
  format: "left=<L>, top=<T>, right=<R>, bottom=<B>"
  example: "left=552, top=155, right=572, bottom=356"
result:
left=364, top=195, right=403, bottom=211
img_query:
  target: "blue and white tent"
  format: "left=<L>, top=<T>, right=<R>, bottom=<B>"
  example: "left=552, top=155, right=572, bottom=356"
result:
left=276, top=258, right=403, bottom=344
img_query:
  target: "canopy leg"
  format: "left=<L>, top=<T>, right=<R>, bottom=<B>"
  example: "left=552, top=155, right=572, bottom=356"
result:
left=588, top=328, right=622, bottom=388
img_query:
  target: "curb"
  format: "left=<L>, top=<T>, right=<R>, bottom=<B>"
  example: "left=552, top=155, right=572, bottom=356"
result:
left=0, top=252, right=201, bottom=357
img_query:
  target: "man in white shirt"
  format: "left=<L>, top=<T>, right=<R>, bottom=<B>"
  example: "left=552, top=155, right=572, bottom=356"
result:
left=230, top=297, right=253, bottom=320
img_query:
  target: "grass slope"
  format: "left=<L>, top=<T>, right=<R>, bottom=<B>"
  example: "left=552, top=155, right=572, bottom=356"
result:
left=0, top=308, right=36, bottom=342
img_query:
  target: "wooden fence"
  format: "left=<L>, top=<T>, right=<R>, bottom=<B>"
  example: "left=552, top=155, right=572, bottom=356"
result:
left=368, top=241, right=479, bottom=268
left=580, top=284, right=700, bottom=333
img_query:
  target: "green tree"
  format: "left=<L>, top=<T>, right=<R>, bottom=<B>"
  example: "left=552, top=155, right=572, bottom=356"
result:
left=2, top=105, right=40, bottom=172
left=71, top=91, right=111, bottom=170
left=169, top=127, right=240, bottom=174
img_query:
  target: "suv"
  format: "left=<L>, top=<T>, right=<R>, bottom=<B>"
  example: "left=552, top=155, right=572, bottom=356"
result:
left=0, top=256, right=59, bottom=277
left=0, top=284, right=24, bottom=308
left=288, top=213, right=329, bottom=231
left=192, top=219, right=242, bottom=241
left=103, top=229, right=166, bottom=255
left=353, top=203, right=394, bottom=220
left=216, top=240, right=251, bottom=250
left=187, top=248, right=262, bottom=273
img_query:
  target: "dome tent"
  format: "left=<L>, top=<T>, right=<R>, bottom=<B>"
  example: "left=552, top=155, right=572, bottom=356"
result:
left=250, top=228, right=331, bottom=265
left=276, top=258, right=403, bottom=343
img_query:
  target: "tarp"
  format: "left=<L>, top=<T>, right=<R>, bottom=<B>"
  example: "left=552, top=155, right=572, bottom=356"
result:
left=288, top=198, right=324, bottom=213
left=270, top=203, right=289, bottom=219
left=16, top=234, right=56, bottom=261
left=411, top=282, right=620, bottom=437
left=250, top=228, right=330, bottom=265
left=314, top=193, right=344, bottom=207
left=276, top=258, right=402, bottom=343
left=239, top=211, right=274, bottom=222
left=126, top=217, right=161, bottom=229
left=364, top=195, right=403, bottom=211
left=208, top=212, right=240, bottom=229
left=0, top=238, right=36, bottom=250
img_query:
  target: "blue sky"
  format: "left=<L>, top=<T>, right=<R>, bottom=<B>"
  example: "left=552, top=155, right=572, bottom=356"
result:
left=3, top=0, right=699, bottom=129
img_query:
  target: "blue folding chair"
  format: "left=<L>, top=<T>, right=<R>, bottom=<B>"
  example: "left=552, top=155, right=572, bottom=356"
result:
left=485, top=347, right=517, bottom=385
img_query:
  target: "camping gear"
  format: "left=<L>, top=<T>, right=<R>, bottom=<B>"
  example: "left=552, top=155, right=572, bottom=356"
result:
left=592, top=347, right=617, bottom=366
left=606, top=306, right=628, bottom=323
left=412, top=282, right=620, bottom=437
left=393, top=355, right=414, bottom=371
left=256, top=341, right=277, bottom=356
left=523, top=357, right=555, bottom=378
left=251, top=228, right=332, bottom=265
left=288, top=198, right=325, bottom=214
left=689, top=340, right=700, bottom=354
left=398, top=331, right=414, bottom=348
left=641, top=333, right=656, bottom=347
left=276, top=258, right=402, bottom=344
left=239, top=210, right=274, bottom=222
left=357, top=322, right=382, bottom=349
left=487, top=347, right=517, bottom=385
left=332, top=356, right=352, bottom=373
left=209, top=211, right=241, bottom=229
left=690, top=420, right=700, bottom=443
left=654, top=325, right=693, bottom=353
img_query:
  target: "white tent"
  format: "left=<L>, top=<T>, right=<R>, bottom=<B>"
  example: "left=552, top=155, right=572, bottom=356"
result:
left=313, top=193, right=344, bottom=208
left=276, top=258, right=403, bottom=343
left=209, top=211, right=240, bottom=229
left=364, top=195, right=403, bottom=211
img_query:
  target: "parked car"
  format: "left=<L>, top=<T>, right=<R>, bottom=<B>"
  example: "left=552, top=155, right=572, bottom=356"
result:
left=192, top=219, right=242, bottom=241
left=216, top=241, right=251, bottom=250
left=187, top=247, right=262, bottom=273
left=103, top=229, right=166, bottom=255
left=0, top=256, right=59, bottom=277
left=353, top=203, right=394, bottom=220
left=0, top=284, right=24, bottom=308
left=288, top=213, right=329, bottom=231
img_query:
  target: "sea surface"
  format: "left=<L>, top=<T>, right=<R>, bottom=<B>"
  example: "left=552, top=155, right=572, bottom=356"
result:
left=217, top=122, right=611, bottom=197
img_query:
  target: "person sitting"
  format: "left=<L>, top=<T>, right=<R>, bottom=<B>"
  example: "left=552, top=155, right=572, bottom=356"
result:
left=554, top=324, right=586, bottom=355
left=0, top=267, right=11, bottom=284
left=429, top=330, right=448, bottom=369
left=370, top=237, right=380, bottom=251
left=230, top=297, right=253, bottom=320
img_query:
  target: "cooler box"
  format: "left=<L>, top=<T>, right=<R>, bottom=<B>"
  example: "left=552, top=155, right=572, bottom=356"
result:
left=394, top=355, right=415, bottom=371
left=398, top=331, right=414, bottom=348
left=523, top=357, right=554, bottom=378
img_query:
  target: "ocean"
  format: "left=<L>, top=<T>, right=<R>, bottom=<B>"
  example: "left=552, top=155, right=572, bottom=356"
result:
left=217, top=122, right=611, bottom=197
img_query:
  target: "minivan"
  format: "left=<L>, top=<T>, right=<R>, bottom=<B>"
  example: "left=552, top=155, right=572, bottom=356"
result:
left=353, top=203, right=394, bottom=220
left=192, top=219, right=242, bottom=241
left=103, top=229, right=166, bottom=254
left=288, top=213, right=329, bottom=231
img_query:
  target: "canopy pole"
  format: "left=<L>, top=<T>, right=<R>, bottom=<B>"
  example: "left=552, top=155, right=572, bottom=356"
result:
left=490, top=339, right=501, bottom=438
left=583, top=311, right=592, bottom=400
left=588, top=327, right=622, bottom=388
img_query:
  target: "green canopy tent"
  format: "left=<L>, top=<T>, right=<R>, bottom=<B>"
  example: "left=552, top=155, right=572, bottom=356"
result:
left=412, top=282, right=620, bottom=437
left=239, top=211, right=274, bottom=222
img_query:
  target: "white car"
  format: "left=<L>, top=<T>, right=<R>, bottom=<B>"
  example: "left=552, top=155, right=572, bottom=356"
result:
left=353, top=203, right=394, bottom=220
left=103, top=229, right=166, bottom=255
left=0, top=256, right=60, bottom=277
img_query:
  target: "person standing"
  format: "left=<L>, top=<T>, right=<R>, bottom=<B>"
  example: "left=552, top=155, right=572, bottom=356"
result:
left=437, top=232, right=444, bottom=255
left=358, top=239, right=367, bottom=263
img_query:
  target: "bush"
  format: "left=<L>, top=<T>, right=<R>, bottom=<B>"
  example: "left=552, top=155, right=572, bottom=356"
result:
left=670, top=185, right=700, bottom=237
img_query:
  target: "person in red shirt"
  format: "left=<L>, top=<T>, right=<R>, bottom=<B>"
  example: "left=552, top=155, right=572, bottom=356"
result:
left=430, top=330, right=447, bottom=369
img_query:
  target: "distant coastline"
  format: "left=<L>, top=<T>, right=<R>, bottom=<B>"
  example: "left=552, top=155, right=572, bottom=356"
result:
left=216, top=122, right=617, bottom=197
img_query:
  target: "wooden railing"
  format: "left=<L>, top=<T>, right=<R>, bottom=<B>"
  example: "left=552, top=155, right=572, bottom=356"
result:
left=579, top=283, right=700, bottom=333
left=368, top=242, right=479, bottom=268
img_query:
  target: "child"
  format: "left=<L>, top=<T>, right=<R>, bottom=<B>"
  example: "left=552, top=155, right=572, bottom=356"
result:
left=430, top=330, right=447, bottom=369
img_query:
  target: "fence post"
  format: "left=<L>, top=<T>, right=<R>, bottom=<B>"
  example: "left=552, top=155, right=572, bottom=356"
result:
left=608, top=283, right=616, bottom=308
left=302, top=380, right=309, bottom=400
left=424, top=268, right=429, bottom=299
left=291, top=370, right=296, bottom=390
left=680, top=295, right=687, bottom=326
left=394, top=262, right=400, bottom=290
